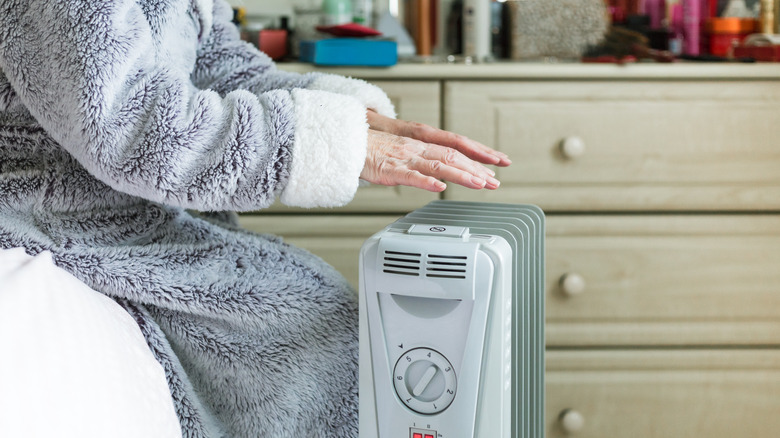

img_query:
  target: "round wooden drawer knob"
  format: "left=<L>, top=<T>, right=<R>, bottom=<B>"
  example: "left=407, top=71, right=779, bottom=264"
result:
left=559, top=409, right=585, bottom=433
left=560, top=272, right=586, bottom=296
left=560, top=136, right=586, bottom=159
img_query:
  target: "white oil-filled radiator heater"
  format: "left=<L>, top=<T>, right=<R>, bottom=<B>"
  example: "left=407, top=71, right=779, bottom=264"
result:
left=359, top=201, right=545, bottom=438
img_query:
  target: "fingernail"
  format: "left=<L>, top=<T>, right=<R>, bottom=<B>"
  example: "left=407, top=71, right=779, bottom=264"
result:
left=434, top=181, right=447, bottom=191
left=487, top=176, right=500, bottom=188
left=485, top=168, right=496, bottom=177
left=471, top=176, right=486, bottom=187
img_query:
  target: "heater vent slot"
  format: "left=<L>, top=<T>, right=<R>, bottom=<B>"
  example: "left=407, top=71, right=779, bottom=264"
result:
left=383, top=251, right=421, bottom=276
left=426, top=254, right=468, bottom=279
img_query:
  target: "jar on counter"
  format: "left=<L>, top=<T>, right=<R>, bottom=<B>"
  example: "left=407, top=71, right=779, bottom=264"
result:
left=321, top=0, right=352, bottom=25
left=707, top=17, right=757, bottom=57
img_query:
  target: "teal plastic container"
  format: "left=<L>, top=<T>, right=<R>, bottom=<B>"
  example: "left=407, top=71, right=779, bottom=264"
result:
left=299, top=38, right=398, bottom=66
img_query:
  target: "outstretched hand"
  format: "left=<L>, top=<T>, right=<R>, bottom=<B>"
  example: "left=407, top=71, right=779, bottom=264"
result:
left=360, top=111, right=511, bottom=192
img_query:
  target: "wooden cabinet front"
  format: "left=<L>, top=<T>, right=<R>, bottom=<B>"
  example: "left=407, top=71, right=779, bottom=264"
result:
left=444, top=81, right=780, bottom=211
left=547, top=350, right=780, bottom=438
left=546, top=215, right=780, bottom=346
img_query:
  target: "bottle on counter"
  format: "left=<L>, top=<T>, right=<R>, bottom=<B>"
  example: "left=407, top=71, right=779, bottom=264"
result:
left=761, top=0, right=776, bottom=33
left=644, top=0, right=666, bottom=29
left=462, top=0, right=490, bottom=61
left=352, top=0, right=372, bottom=26
left=667, top=2, right=684, bottom=55
left=682, top=0, right=700, bottom=55
left=322, top=0, right=353, bottom=25
left=776, top=0, right=780, bottom=33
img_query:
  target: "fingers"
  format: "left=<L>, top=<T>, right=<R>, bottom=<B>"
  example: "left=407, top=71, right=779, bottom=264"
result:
left=412, top=158, right=491, bottom=190
left=418, top=145, right=500, bottom=189
left=361, top=130, right=501, bottom=193
left=409, top=123, right=512, bottom=167
left=396, top=168, right=448, bottom=192
left=367, top=111, right=511, bottom=167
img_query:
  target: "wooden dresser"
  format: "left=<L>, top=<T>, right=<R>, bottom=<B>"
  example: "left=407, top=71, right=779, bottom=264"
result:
left=240, top=63, right=780, bottom=437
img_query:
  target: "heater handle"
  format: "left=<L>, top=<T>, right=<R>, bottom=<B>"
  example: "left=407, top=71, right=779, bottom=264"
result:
left=407, top=224, right=469, bottom=239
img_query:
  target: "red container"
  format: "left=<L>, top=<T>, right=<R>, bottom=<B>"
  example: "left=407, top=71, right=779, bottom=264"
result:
left=258, top=29, right=288, bottom=60
left=707, top=17, right=757, bottom=57
left=733, top=44, right=780, bottom=61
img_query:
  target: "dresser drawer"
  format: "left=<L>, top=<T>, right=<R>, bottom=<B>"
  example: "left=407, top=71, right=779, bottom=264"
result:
left=546, top=349, right=780, bottom=438
left=444, top=81, right=780, bottom=211
left=547, top=215, right=780, bottom=346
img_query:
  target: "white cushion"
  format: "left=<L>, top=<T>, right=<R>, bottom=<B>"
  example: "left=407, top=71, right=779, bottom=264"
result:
left=0, top=248, right=182, bottom=438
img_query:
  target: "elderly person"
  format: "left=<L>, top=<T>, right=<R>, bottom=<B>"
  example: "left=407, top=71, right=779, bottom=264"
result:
left=0, top=0, right=509, bottom=436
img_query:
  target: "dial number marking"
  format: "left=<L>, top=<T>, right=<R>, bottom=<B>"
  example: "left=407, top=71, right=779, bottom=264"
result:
left=393, top=348, right=457, bottom=415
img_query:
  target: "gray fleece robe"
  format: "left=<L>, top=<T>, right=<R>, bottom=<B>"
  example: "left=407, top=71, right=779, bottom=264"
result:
left=0, top=0, right=396, bottom=436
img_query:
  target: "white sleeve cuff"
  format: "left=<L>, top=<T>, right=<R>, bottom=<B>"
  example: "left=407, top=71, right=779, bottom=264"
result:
left=280, top=89, right=368, bottom=208
left=307, top=74, right=396, bottom=119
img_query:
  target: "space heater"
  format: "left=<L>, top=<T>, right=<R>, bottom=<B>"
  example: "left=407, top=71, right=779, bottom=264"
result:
left=359, top=200, right=545, bottom=438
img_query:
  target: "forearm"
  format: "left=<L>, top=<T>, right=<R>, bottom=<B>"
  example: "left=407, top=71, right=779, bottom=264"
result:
left=1, top=0, right=370, bottom=211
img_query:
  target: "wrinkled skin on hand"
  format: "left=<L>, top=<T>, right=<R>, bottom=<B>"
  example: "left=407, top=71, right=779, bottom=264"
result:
left=360, top=111, right=512, bottom=192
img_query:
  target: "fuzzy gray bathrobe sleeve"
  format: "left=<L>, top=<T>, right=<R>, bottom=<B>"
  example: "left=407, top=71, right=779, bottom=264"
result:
left=0, top=0, right=396, bottom=437
left=1, top=0, right=393, bottom=211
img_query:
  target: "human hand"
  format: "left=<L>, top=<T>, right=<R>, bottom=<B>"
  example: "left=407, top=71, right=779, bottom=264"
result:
left=361, top=111, right=511, bottom=192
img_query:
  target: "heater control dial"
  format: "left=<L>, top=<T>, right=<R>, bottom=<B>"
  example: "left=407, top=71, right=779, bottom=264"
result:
left=393, top=348, right=457, bottom=415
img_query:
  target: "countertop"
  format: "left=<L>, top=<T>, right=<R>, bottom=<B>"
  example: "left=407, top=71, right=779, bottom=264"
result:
left=277, top=61, right=780, bottom=80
